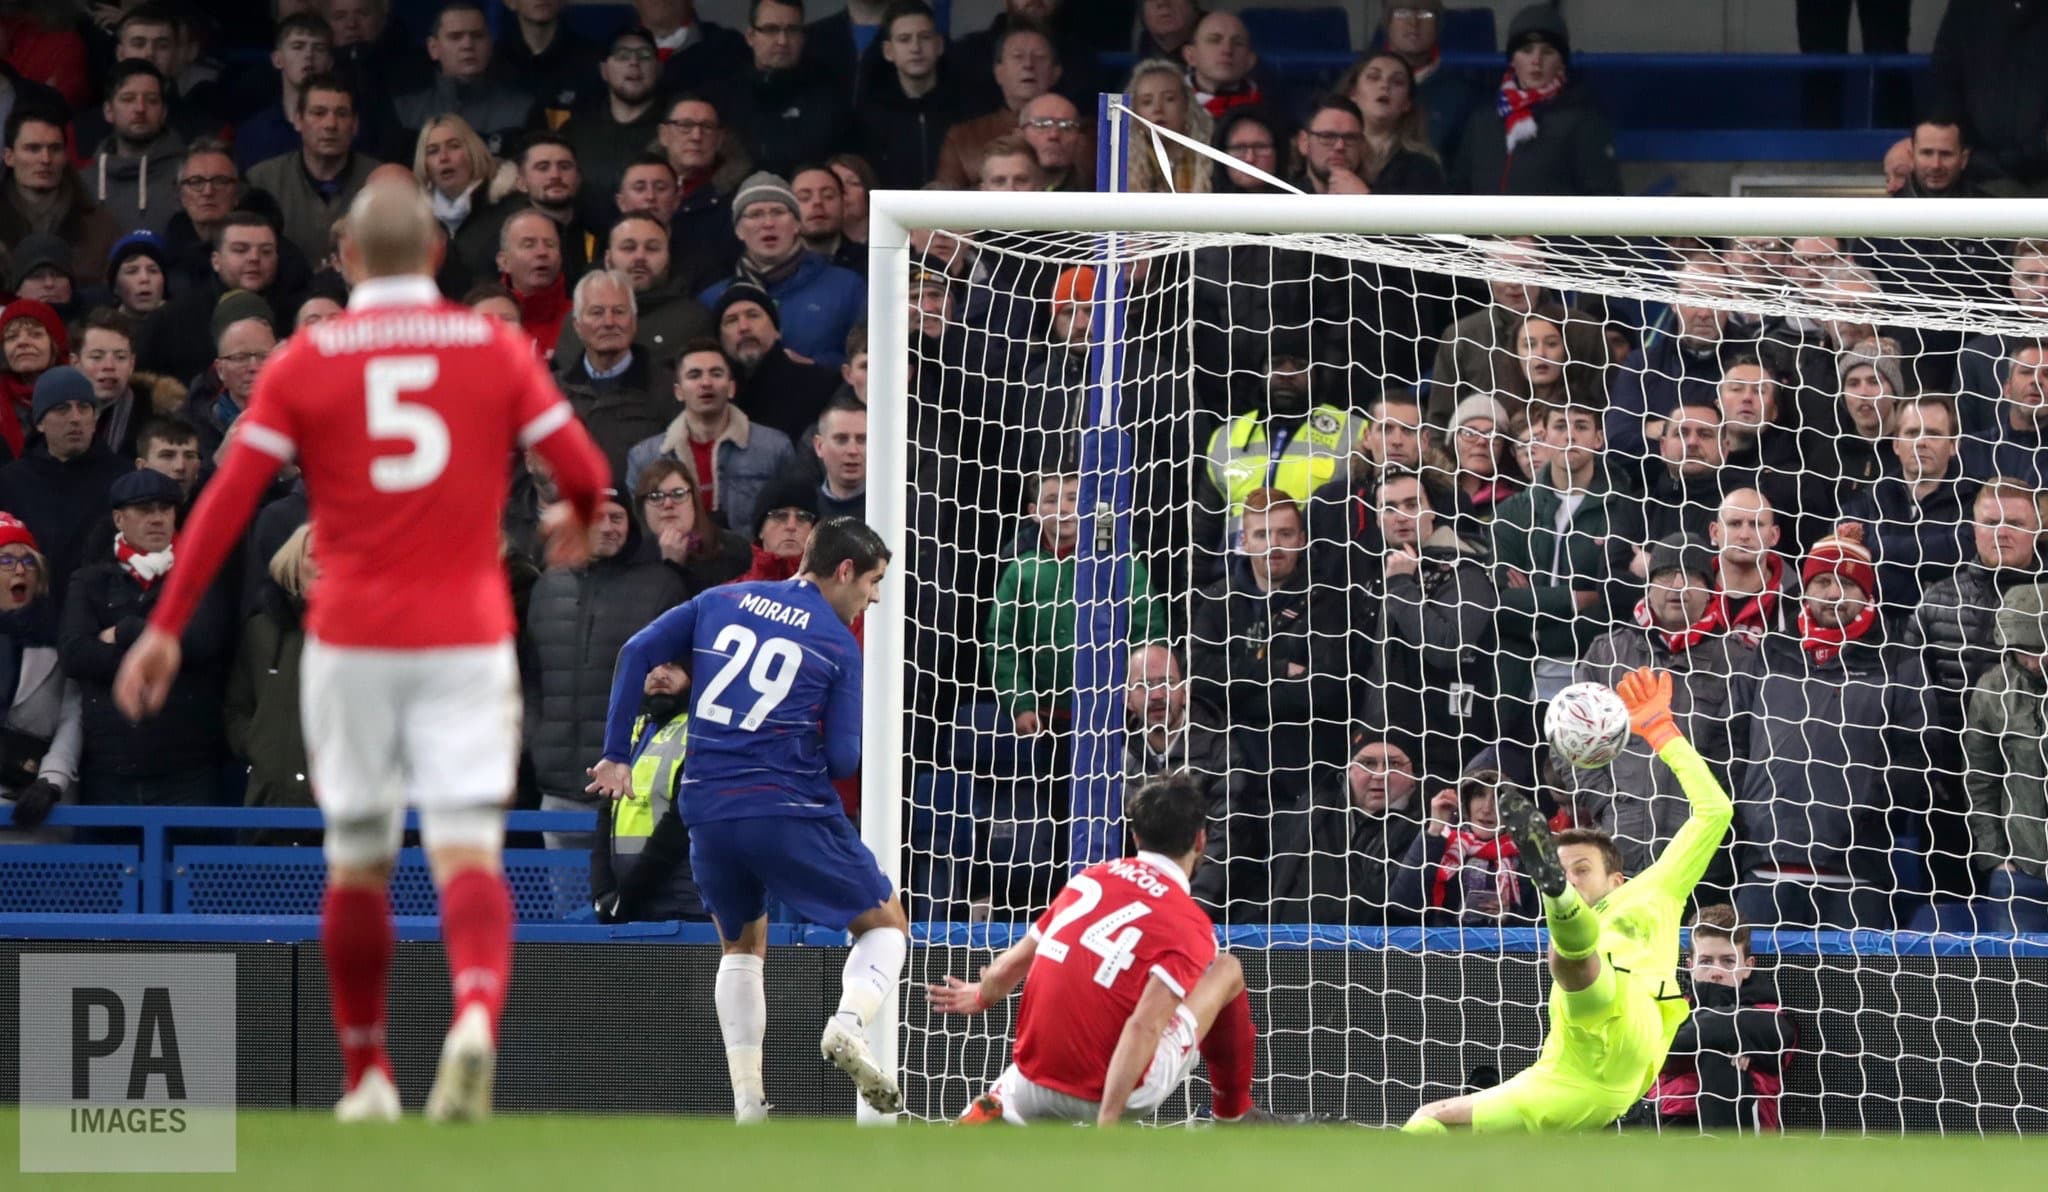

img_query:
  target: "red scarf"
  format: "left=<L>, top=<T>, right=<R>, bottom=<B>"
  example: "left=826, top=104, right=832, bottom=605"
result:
left=1497, top=68, right=1566, bottom=151
left=1430, top=828, right=1523, bottom=915
left=1634, top=594, right=1725, bottom=653
left=1714, top=553, right=1785, bottom=647
left=506, top=273, right=569, bottom=358
left=1798, top=602, right=1878, bottom=666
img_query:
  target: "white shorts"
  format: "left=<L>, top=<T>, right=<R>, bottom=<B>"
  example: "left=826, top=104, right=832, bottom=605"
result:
left=982, top=1005, right=1202, bottom=1124
left=300, top=637, right=521, bottom=819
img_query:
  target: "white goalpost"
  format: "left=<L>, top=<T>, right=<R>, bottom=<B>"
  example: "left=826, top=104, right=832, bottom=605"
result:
left=863, top=186, right=2048, bottom=1132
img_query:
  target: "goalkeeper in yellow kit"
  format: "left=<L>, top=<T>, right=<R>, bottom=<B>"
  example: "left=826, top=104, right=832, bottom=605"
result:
left=1404, top=668, right=1732, bottom=1133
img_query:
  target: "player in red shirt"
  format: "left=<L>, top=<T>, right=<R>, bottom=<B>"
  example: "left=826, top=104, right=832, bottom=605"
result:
left=927, top=774, right=1262, bottom=1126
left=114, top=180, right=610, bottom=1125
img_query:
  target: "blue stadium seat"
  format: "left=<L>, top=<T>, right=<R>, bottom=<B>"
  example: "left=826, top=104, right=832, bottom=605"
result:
left=171, top=846, right=588, bottom=921
left=1239, top=7, right=1352, bottom=55
left=0, top=845, right=139, bottom=914
left=1903, top=899, right=1992, bottom=934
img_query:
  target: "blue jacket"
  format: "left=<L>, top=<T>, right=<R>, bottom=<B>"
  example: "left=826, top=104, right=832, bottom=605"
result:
left=700, top=252, right=867, bottom=368
left=1841, top=461, right=1977, bottom=610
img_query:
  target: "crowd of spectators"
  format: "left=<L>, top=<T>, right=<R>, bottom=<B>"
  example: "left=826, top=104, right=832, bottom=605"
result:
left=0, top=0, right=2038, bottom=939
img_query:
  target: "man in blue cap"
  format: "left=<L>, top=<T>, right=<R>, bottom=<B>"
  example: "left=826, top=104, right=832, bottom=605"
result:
left=0, top=366, right=129, bottom=601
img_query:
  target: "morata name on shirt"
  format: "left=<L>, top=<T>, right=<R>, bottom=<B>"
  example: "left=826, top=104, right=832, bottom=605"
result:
left=739, top=591, right=812, bottom=631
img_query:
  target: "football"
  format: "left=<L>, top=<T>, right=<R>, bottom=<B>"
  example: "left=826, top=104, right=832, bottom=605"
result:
left=1544, top=682, right=1632, bottom=769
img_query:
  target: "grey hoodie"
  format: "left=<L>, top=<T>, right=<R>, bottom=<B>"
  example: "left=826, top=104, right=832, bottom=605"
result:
left=86, top=129, right=186, bottom=237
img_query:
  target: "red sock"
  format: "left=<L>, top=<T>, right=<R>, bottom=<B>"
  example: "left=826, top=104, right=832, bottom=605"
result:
left=438, top=867, right=513, bottom=1038
left=1201, top=989, right=1256, bottom=1120
left=321, top=884, right=394, bottom=1092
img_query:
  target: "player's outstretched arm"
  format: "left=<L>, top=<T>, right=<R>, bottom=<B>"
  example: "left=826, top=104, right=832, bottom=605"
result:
left=1615, top=667, right=1734, bottom=897
left=925, top=934, right=1039, bottom=1015
left=1097, top=975, right=1181, bottom=1128
left=589, top=600, right=702, bottom=797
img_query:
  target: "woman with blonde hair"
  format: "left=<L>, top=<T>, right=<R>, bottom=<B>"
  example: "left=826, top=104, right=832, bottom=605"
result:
left=225, top=524, right=317, bottom=830
left=1124, top=58, right=1213, bottom=194
left=0, top=513, right=79, bottom=838
left=413, top=114, right=505, bottom=279
left=1336, top=51, right=1445, bottom=193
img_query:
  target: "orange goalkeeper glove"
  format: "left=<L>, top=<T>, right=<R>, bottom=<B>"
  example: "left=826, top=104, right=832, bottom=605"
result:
left=1615, top=667, right=1681, bottom=751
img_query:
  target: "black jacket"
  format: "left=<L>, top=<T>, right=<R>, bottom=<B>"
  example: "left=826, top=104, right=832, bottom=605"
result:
left=1902, top=560, right=2041, bottom=727
left=1643, top=462, right=1762, bottom=544
left=654, top=21, right=749, bottom=96
left=803, top=10, right=885, bottom=100
left=1187, top=559, right=1359, bottom=792
left=554, top=351, right=672, bottom=485
left=141, top=274, right=299, bottom=388
left=854, top=65, right=965, bottom=191
left=0, top=443, right=130, bottom=602
left=1840, top=462, right=1976, bottom=610
left=1356, top=527, right=1501, bottom=787
left=522, top=539, right=688, bottom=803
left=734, top=345, right=842, bottom=444
left=711, top=66, right=852, bottom=180
left=1659, top=973, right=1797, bottom=1131
left=61, top=557, right=236, bottom=778
left=1932, top=0, right=2048, bottom=184
left=1123, top=698, right=1266, bottom=920
left=1451, top=82, right=1621, bottom=197
left=1267, top=759, right=1428, bottom=926
left=558, top=97, right=666, bottom=210
left=1732, top=624, right=1934, bottom=881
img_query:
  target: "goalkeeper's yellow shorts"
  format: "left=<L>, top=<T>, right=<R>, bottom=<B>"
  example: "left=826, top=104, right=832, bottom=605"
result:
left=1467, top=969, right=1665, bottom=1133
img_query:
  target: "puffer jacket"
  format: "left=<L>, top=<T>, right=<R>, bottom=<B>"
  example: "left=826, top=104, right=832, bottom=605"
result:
left=522, top=534, right=688, bottom=804
left=1267, top=757, right=1428, bottom=926
left=1731, top=625, right=1934, bottom=882
left=1356, top=526, right=1501, bottom=787
left=85, top=128, right=186, bottom=235
left=1565, top=625, right=1755, bottom=874
left=1901, top=560, right=2041, bottom=727
left=1962, top=655, right=2048, bottom=878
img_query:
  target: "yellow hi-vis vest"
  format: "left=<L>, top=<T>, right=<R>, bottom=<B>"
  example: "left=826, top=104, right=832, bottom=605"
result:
left=1204, top=405, right=1366, bottom=531
left=613, top=714, right=689, bottom=854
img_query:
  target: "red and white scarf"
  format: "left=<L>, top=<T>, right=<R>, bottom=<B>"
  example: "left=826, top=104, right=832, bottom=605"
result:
left=1431, top=828, right=1523, bottom=915
left=116, top=537, right=173, bottom=590
left=1497, top=68, right=1566, bottom=151
left=1798, top=602, right=1878, bottom=666
left=1714, top=553, right=1786, bottom=647
left=1634, top=594, right=1725, bottom=653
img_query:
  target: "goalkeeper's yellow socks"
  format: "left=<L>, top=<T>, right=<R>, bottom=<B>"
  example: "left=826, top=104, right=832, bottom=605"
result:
left=1543, top=886, right=1600, bottom=960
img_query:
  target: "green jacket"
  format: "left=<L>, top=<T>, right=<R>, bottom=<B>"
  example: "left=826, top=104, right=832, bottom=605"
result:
left=987, top=545, right=1164, bottom=717
left=1963, top=658, right=2048, bottom=878
left=1483, top=462, right=1642, bottom=698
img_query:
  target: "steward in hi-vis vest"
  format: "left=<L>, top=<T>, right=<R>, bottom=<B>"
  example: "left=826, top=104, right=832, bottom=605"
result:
left=590, top=705, right=706, bottom=922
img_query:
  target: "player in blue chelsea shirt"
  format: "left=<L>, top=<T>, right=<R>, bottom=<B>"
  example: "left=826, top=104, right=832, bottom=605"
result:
left=587, top=517, right=905, bottom=1121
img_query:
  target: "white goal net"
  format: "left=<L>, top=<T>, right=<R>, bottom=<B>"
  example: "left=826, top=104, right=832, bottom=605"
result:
left=864, top=191, right=2048, bottom=1133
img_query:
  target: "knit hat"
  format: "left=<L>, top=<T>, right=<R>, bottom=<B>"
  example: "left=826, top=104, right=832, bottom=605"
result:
left=211, top=289, right=274, bottom=343
left=106, top=229, right=168, bottom=287
left=1050, top=265, right=1096, bottom=313
left=109, top=468, right=182, bottom=510
left=1802, top=522, right=1877, bottom=598
left=29, top=366, right=94, bottom=427
left=0, top=298, right=67, bottom=362
left=714, top=282, right=779, bottom=328
left=1506, top=3, right=1571, bottom=63
left=1838, top=342, right=1906, bottom=398
left=1448, top=394, right=1509, bottom=435
left=731, top=171, right=799, bottom=227
left=1998, top=583, right=2048, bottom=652
left=753, top=472, right=821, bottom=541
left=9, top=232, right=69, bottom=290
left=1645, top=532, right=1715, bottom=584
left=0, top=512, right=38, bottom=554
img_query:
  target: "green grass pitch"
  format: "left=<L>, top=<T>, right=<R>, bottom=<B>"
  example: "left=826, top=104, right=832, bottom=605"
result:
left=2, top=1110, right=2034, bottom=1191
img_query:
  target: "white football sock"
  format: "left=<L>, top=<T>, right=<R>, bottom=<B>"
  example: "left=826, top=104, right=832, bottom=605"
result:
left=715, top=953, right=767, bottom=1112
left=833, top=925, right=907, bottom=1031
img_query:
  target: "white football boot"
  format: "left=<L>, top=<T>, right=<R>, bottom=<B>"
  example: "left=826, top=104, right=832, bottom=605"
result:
left=425, top=1004, right=497, bottom=1123
left=334, top=1067, right=400, bottom=1124
left=820, top=1017, right=902, bottom=1115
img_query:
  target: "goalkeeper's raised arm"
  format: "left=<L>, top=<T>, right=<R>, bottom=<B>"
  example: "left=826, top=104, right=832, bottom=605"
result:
left=1618, top=667, right=1736, bottom=902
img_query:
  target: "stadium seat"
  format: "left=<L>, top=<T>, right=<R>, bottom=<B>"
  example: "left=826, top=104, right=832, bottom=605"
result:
left=1903, top=899, right=1992, bottom=934
left=1238, top=7, right=1352, bottom=54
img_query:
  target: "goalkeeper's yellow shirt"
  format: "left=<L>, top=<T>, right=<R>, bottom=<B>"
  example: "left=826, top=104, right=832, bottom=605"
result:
left=1535, top=736, right=1734, bottom=1097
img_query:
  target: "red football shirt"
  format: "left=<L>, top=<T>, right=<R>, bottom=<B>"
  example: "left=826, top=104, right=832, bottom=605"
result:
left=150, top=275, right=609, bottom=648
left=1010, top=853, right=1219, bottom=1102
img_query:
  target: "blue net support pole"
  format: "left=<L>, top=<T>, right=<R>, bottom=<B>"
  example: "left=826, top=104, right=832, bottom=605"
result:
left=1067, top=93, right=1137, bottom=870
